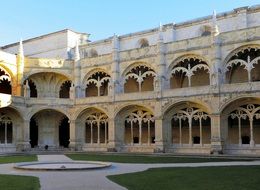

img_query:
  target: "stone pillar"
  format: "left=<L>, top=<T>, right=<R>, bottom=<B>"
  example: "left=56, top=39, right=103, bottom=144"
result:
left=210, top=114, right=224, bottom=154
left=111, top=34, right=121, bottom=96
left=74, top=41, right=82, bottom=98
left=156, top=24, right=167, bottom=96
left=210, top=11, right=222, bottom=86
left=108, top=118, right=120, bottom=152
left=154, top=117, right=165, bottom=152
left=17, top=120, right=30, bottom=151
left=70, top=120, right=83, bottom=151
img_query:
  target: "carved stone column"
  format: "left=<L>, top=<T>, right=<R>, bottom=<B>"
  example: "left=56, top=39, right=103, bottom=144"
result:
left=210, top=114, right=224, bottom=154
left=17, top=119, right=30, bottom=151
left=154, top=117, right=166, bottom=152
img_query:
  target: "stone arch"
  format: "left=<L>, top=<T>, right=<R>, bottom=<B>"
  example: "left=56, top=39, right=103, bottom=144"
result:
left=220, top=97, right=260, bottom=149
left=122, top=62, right=157, bottom=93
left=163, top=99, right=212, bottom=117
left=29, top=108, right=70, bottom=148
left=83, top=68, right=112, bottom=86
left=115, top=104, right=155, bottom=147
left=224, top=44, right=260, bottom=84
left=163, top=100, right=211, bottom=149
left=75, top=106, right=110, bottom=121
left=26, top=107, right=70, bottom=121
left=23, top=70, right=72, bottom=83
left=168, top=54, right=211, bottom=88
left=24, top=72, right=71, bottom=98
left=75, top=107, right=109, bottom=145
left=83, top=69, right=111, bottom=97
left=0, top=106, right=24, bottom=147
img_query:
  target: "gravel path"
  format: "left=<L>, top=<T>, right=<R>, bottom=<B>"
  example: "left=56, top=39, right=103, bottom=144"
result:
left=0, top=155, right=260, bottom=190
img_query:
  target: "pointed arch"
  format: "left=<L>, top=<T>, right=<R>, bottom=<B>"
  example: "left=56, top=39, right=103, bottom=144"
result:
left=169, top=54, right=210, bottom=88
left=123, top=63, right=157, bottom=93
left=224, top=45, right=260, bottom=83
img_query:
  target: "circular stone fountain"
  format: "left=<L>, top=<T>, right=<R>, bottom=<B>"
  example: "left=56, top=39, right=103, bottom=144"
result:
left=14, top=161, right=111, bottom=171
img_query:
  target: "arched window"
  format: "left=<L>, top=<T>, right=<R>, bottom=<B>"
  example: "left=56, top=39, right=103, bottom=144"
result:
left=172, top=107, right=211, bottom=146
left=225, top=47, right=260, bottom=83
left=228, top=104, right=260, bottom=146
left=59, top=80, right=71, bottom=98
left=85, top=72, right=110, bottom=97
left=0, top=113, right=12, bottom=144
left=0, top=68, right=11, bottom=95
left=170, top=56, right=210, bottom=88
left=85, top=112, right=109, bottom=144
left=138, top=38, right=149, bottom=48
left=125, top=110, right=155, bottom=145
left=124, top=65, right=156, bottom=93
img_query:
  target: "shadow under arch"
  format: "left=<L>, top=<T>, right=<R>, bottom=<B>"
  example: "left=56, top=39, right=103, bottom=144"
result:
left=29, top=108, right=70, bottom=149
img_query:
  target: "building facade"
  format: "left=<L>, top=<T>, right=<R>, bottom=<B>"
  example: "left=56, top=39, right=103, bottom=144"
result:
left=0, top=5, right=260, bottom=155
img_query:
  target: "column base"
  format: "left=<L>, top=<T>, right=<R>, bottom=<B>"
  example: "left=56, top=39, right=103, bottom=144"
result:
left=16, top=142, right=31, bottom=152
left=108, top=140, right=121, bottom=152
left=69, top=141, right=83, bottom=151
left=155, top=140, right=165, bottom=153
left=210, top=137, right=224, bottom=155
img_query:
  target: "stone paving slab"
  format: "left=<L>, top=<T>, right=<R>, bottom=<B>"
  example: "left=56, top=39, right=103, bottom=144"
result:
left=1, top=155, right=260, bottom=190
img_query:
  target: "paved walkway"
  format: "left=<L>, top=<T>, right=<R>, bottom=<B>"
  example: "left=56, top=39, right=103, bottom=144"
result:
left=0, top=155, right=260, bottom=190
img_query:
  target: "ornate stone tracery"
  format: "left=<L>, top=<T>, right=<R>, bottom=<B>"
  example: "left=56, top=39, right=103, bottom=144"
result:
left=229, top=104, right=260, bottom=146
left=125, top=110, right=155, bottom=145
left=172, top=107, right=210, bottom=145
left=0, top=113, right=12, bottom=144
left=124, top=65, right=157, bottom=92
left=170, top=57, right=210, bottom=88
left=85, top=71, right=111, bottom=97
left=85, top=112, right=109, bottom=144
left=225, top=47, right=260, bottom=83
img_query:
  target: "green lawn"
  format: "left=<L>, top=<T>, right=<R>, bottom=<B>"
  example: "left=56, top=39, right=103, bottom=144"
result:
left=66, top=153, right=250, bottom=163
left=0, top=174, right=40, bottom=190
left=108, top=166, right=260, bottom=190
left=0, top=155, right=37, bottom=164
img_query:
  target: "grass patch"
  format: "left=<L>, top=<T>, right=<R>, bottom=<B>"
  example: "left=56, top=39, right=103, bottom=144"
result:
left=66, top=153, right=250, bottom=163
left=0, top=155, right=37, bottom=164
left=108, top=166, right=260, bottom=190
left=0, top=174, right=40, bottom=190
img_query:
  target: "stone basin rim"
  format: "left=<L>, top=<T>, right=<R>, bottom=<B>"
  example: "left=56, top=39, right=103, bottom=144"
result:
left=14, top=161, right=112, bottom=171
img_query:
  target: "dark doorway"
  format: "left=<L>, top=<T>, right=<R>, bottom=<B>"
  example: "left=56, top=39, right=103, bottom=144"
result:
left=30, top=118, right=38, bottom=148
left=193, top=136, right=200, bottom=144
left=59, top=117, right=70, bottom=148
left=242, top=136, right=250, bottom=144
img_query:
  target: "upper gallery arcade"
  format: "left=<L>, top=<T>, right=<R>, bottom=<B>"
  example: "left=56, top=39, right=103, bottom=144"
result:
left=0, top=5, right=260, bottom=155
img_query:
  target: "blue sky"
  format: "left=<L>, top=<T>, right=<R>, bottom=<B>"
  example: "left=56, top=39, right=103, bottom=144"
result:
left=1, top=0, right=259, bottom=46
